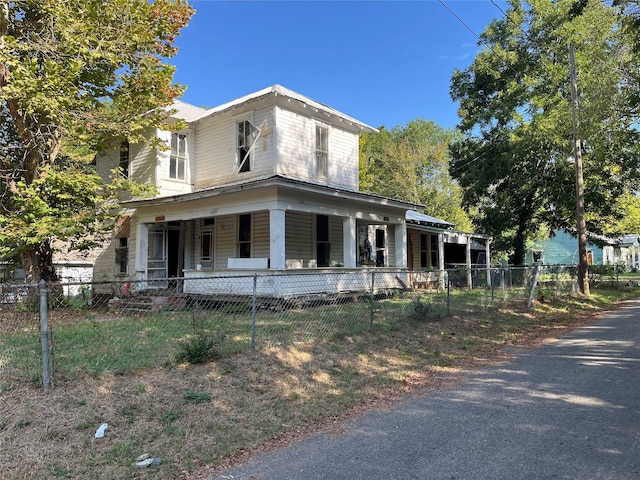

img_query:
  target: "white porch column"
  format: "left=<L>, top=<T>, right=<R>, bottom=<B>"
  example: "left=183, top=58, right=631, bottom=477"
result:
left=438, top=233, right=445, bottom=290
left=394, top=220, right=407, bottom=268
left=485, top=239, right=491, bottom=288
left=466, top=236, right=472, bottom=289
left=269, top=209, right=286, bottom=270
left=343, top=217, right=357, bottom=268
left=135, top=221, right=148, bottom=279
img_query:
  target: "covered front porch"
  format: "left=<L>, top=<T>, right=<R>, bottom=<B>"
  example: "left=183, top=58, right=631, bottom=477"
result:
left=125, top=176, right=416, bottom=297
left=406, top=210, right=492, bottom=289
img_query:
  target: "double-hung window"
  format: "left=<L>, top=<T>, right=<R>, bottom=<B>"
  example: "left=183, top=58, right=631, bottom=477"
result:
left=237, top=120, right=252, bottom=173
left=170, top=133, right=187, bottom=180
left=119, top=141, right=130, bottom=178
left=315, top=125, right=328, bottom=177
left=115, top=237, right=128, bottom=276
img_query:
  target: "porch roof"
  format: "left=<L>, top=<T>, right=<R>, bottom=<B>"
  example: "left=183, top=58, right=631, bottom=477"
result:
left=406, top=210, right=455, bottom=229
left=406, top=212, right=492, bottom=242
left=124, top=174, right=421, bottom=212
left=618, top=234, right=640, bottom=246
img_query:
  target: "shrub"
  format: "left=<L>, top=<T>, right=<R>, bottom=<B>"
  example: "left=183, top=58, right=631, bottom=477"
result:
left=174, top=331, right=223, bottom=364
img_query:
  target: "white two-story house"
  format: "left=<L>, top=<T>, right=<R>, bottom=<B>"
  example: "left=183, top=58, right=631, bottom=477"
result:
left=94, top=85, right=491, bottom=296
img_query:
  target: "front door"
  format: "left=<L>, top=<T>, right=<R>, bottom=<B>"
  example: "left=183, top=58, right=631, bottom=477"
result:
left=148, top=226, right=167, bottom=284
left=147, top=222, right=183, bottom=285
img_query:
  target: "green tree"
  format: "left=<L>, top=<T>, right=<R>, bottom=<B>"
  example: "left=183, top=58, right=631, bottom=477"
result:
left=360, top=119, right=472, bottom=231
left=0, top=0, right=193, bottom=282
left=449, top=0, right=640, bottom=267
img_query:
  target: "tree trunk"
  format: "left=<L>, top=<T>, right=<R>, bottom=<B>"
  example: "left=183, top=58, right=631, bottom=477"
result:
left=21, top=239, right=59, bottom=283
left=512, top=232, right=526, bottom=266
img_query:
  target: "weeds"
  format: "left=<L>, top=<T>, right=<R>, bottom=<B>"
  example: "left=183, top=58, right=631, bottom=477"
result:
left=174, top=331, right=223, bottom=364
left=181, top=390, right=212, bottom=404
left=410, top=296, right=439, bottom=321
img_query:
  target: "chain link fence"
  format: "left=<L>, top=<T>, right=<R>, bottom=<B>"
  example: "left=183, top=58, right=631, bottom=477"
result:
left=1, top=264, right=625, bottom=390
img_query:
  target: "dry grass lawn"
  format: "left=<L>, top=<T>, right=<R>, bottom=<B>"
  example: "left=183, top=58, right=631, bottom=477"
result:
left=0, top=289, right=632, bottom=480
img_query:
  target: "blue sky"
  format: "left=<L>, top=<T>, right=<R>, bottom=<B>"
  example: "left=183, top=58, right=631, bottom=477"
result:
left=171, top=1, right=508, bottom=130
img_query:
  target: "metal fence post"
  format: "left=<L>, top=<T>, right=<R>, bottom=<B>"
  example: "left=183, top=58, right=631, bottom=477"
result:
left=446, top=271, right=451, bottom=316
left=491, top=269, right=495, bottom=306
left=39, top=279, right=51, bottom=392
left=369, top=271, right=375, bottom=330
left=251, top=274, right=257, bottom=351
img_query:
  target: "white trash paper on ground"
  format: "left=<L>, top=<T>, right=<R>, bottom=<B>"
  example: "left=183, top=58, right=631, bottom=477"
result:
left=94, top=423, right=108, bottom=438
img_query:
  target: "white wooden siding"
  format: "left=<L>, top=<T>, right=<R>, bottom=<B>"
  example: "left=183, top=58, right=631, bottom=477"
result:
left=253, top=211, right=270, bottom=259
left=214, top=215, right=236, bottom=270
left=386, top=225, right=396, bottom=267
left=285, top=212, right=313, bottom=264
left=194, top=107, right=276, bottom=189
left=327, top=127, right=359, bottom=190
left=275, top=107, right=359, bottom=191
left=276, top=108, right=313, bottom=180
left=96, top=139, right=155, bottom=196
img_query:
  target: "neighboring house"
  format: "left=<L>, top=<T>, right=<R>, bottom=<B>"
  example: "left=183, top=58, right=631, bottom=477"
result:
left=94, top=85, right=491, bottom=296
left=526, top=230, right=640, bottom=269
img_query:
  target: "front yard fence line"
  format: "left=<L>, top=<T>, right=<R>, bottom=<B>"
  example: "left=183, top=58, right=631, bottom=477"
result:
left=0, top=265, right=627, bottom=391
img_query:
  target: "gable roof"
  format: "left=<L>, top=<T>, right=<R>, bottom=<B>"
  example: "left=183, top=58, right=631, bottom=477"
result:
left=189, top=85, right=378, bottom=133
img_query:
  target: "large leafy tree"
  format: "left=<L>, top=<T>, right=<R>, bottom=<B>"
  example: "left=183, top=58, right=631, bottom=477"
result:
left=0, top=0, right=193, bottom=282
left=449, top=0, right=640, bottom=268
left=360, top=119, right=472, bottom=231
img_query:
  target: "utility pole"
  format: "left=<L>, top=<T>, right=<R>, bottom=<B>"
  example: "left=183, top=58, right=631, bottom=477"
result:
left=569, top=44, right=590, bottom=295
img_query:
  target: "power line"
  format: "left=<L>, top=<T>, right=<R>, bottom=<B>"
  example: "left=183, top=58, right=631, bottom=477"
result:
left=437, top=0, right=480, bottom=39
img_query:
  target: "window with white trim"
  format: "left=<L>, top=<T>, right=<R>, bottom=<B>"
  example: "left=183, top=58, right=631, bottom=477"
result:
left=315, top=125, right=328, bottom=177
left=170, top=132, right=186, bottom=180
left=119, top=141, right=130, bottom=178
left=237, top=120, right=252, bottom=173
left=115, top=237, right=128, bottom=276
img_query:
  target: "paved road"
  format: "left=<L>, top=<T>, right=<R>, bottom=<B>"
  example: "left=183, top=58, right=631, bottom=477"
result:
left=212, top=300, right=640, bottom=480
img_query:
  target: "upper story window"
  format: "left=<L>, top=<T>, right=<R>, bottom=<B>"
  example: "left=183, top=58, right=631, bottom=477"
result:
left=237, top=120, right=253, bottom=173
left=170, top=132, right=187, bottom=180
left=119, top=141, right=129, bottom=178
left=315, top=125, right=328, bottom=177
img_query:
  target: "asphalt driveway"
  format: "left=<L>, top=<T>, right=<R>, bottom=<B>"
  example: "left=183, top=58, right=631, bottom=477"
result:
left=211, top=300, right=640, bottom=480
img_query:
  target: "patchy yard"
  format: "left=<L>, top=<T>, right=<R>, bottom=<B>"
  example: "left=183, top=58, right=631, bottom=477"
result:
left=0, top=288, right=633, bottom=480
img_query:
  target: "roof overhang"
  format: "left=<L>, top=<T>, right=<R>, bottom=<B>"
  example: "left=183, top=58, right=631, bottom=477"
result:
left=124, top=175, right=420, bottom=213
left=190, top=85, right=378, bottom=134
